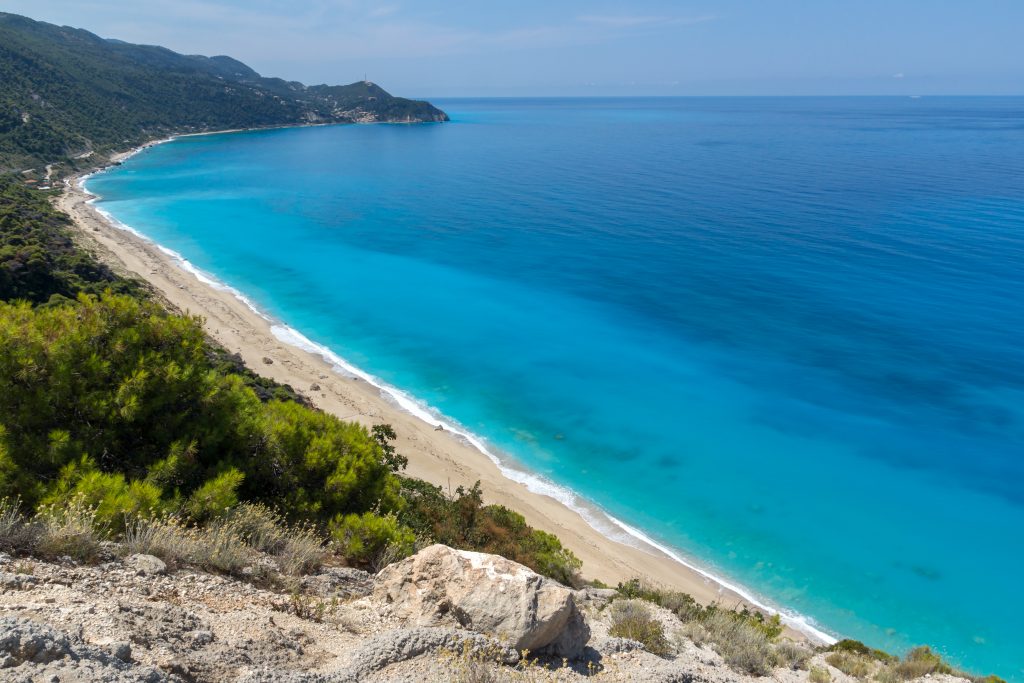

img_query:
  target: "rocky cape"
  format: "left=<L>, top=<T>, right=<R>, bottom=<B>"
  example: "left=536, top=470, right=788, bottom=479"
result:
left=0, top=12, right=448, bottom=172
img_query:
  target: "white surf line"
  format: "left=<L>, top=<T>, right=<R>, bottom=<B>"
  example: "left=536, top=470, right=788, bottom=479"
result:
left=80, top=150, right=839, bottom=648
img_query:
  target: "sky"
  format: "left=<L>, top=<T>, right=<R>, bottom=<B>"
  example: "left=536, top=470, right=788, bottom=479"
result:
left=4, top=0, right=1023, bottom=97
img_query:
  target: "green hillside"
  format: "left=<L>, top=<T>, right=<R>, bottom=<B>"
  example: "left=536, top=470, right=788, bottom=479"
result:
left=0, top=12, right=447, bottom=172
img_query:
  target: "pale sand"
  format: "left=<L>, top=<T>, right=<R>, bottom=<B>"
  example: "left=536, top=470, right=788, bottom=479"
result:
left=57, top=165, right=822, bottom=643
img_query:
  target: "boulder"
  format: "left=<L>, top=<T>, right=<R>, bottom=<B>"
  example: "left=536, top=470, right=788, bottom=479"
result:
left=124, top=554, right=167, bottom=576
left=373, top=544, right=589, bottom=659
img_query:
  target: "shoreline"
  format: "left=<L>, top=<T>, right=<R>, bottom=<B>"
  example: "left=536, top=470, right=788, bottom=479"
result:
left=60, top=135, right=835, bottom=646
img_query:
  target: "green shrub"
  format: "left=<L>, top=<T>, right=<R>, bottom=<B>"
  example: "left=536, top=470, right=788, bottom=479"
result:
left=607, top=599, right=671, bottom=657
left=254, top=400, right=404, bottom=521
left=186, top=469, right=245, bottom=522
left=0, top=293, right=403, bottom=527
left=42, top=460, right=164, bottom=530
left=829, top=638, right=896, bottom=663
left=700, top=609, right=776, bottom=676
left=330, top=511, right=415, bottom=569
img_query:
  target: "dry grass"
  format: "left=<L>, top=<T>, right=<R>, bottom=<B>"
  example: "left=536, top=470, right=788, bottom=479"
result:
left=810, top=665, right=832, bottom=683
left=123, top=508, right=326, bottom=577
left=276, top=527, right=327, bottom=575
left=222, top=503, right=287, bottom=552
left=223, top=503, right=326, bottom=575
left=34, top=500, right=107, bottom=563
left=445, top=641, right=585, bottom=683
left=826, top=651, right=873, bottom=678
left=6, top=496, right=328, bottom=579
left=123, top=516, right=197, bottom=567
left=874, top=646, right=954, bottom=682
left=0, top=498, right=35, bottom=553
left=122, top=515, right=253, bottom=573
left=202, top=517, right=259, bottom=574
left=775, top=639, right=812, bottom=670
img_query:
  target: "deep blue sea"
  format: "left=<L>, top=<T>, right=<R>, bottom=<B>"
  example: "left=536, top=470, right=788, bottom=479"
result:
left=87, top=98, right=1024, bottom=679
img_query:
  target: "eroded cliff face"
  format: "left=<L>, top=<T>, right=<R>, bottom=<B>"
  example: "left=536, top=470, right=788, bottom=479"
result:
left=0, top=546, right=972, bottom=683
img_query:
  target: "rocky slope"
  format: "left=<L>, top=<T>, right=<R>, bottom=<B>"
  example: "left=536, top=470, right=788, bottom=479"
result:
left=0, top=545, right=974, bottom=683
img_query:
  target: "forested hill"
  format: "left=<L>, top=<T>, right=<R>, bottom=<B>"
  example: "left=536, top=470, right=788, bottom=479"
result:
left=0, top=12, right=448, bottom=172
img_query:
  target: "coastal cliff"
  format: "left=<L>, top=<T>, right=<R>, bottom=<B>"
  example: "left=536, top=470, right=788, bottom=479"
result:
left=0, top=12, right=448, bottom=173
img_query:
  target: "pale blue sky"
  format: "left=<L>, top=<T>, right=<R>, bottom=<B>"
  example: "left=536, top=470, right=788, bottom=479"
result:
left=5, top=1, right=1023, bottom=96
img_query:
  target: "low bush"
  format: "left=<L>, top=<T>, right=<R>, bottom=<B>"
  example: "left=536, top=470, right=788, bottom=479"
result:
left=607, top=599, right=671, bottom=657
left=890, top=646, right=952, bottom=680
left=828, top=638, right=895, bottom=662
left=443, top=640, right=573, bottom=683
left=809, top=665, right=832, bottom=683
left=222, top=503, right=287, bottom=553
left=825, top=651, right=872, bottom=678
left=700, top=608, right=776, bottom=676
left=124, top=506, right=328, bottom=577
left=201, top=517, right=259, bottom=574
left=775, top=640, right=812, bottom=670
left=615, top=577, right=782, bottom=675
left=330, top=511, right=415, bottom=570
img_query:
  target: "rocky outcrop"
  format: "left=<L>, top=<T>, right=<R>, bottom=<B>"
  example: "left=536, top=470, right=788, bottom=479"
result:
left=0, top=616, right=168, bottom=681
left=373, top=544, right=590, bottom=658
left=0, top=549, right=980, bottom=683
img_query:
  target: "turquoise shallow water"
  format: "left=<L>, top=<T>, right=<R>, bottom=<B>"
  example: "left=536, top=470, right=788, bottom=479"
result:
left=87, top=98, right=1024, bottom=678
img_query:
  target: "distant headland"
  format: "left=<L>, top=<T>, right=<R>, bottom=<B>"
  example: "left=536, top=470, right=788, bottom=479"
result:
left=0, top=11, right=448, bottom=174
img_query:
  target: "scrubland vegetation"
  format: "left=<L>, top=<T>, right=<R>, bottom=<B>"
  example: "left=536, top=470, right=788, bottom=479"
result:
left=0, top=175, right=580, bottom=587
left=606, top=578, right=1004, bottom=682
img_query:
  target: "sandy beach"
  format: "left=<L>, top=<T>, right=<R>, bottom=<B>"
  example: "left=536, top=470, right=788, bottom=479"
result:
left=57, top=156, right=820, bottom=642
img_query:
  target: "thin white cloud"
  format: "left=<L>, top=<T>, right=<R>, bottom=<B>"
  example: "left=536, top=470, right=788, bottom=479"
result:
left=577, top=14, right=716, bottom=28
left=578, top=15, right=668, bottom=28
left=368, top=5, right=400, bottom=19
